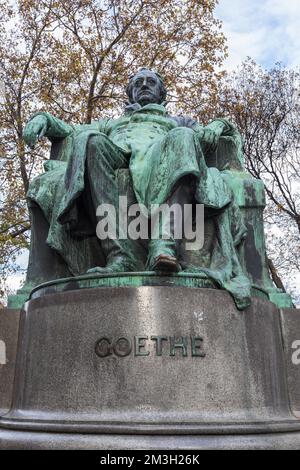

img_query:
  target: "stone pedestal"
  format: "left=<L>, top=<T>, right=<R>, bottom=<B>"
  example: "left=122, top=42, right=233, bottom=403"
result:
left=0, top=286, right=300, bottom=449
left=0, top=309, right=20, bottom=416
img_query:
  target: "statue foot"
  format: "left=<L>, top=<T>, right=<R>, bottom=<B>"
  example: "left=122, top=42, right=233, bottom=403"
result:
left=148, top=253, right=181, bottom=273
left=87, top=257, right=137, bottom=274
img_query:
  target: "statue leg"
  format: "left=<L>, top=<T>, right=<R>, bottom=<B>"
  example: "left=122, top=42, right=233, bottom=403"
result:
left=84, top=134, right=144, bottom=273
left=144, top=126, right=200, bottom=272
left=146, top=176, right=195, bottom=272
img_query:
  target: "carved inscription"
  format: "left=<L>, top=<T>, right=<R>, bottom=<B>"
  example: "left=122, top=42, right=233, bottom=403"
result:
left=95, top=335, right=205, bottom=358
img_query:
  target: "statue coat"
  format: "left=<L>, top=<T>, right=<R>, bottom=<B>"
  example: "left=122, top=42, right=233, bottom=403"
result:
left=27, top=103, right=251, bottom=309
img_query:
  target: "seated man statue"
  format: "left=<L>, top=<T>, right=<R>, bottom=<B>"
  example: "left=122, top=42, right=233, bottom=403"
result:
left=23, top=68, right=251, bottom=309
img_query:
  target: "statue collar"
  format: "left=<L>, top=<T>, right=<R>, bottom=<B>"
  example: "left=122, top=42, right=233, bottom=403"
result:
left=124, top=102, right=168, bottom=117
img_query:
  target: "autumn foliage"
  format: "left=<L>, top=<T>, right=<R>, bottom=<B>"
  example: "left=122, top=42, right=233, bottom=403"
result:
left=217, top=60, right=300, bottom=303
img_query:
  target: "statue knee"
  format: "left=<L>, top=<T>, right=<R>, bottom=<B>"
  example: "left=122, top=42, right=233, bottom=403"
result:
left=87, top=133, right=114, bottom=168
left=87, top=133, right=110, bottom=153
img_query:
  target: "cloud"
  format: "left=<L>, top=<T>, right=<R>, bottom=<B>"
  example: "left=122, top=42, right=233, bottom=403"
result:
left=216, top=0, right=300, bottom=70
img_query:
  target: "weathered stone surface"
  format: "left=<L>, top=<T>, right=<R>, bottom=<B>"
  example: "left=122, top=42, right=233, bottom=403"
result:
left=1, top=287, right=299, bottom=441
left=0, top=309, right=20, bottom=416
left=1, top=429, right=300, bottom=450
left=1, top=287, right=300, bottom=448
left=280, top=308, right=300, bottom=418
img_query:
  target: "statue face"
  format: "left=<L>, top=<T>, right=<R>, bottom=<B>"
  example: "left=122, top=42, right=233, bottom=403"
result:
left=130, top=70, right=162, bottom=106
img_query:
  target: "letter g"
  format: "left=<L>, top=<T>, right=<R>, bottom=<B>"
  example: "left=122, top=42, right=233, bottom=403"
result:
left=95, top=337, right=112, bottom=357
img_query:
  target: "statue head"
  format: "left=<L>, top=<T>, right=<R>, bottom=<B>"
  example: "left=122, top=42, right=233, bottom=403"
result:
left=126, top=68, right=167, bottom=106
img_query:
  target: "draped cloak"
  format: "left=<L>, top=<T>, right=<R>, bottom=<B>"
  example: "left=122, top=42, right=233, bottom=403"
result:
left=27, top=103, right=251, bottom=309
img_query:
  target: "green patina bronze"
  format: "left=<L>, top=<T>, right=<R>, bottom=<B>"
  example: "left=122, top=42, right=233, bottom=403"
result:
left=11, top=68, right=293, bottom=311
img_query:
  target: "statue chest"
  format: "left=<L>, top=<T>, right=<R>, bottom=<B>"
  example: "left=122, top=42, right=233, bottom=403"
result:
left=109, top=114, right=177, bottom=154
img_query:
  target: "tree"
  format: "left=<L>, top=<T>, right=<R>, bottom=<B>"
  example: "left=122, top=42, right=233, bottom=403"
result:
left=38, top=0, right=226, bottom=122
left=0, top=0, right=226, bottom=299
left=217, top=60, right=300, bottom=305
left=0, top=0, right=59, bottom=297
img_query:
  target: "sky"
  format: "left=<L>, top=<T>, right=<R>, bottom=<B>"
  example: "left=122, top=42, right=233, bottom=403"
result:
left=215, top=0, right=300, bottom=70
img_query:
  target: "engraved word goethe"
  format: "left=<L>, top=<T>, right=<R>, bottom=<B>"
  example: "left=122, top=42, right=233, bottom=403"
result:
left=95, top=335, right=206, bottom=358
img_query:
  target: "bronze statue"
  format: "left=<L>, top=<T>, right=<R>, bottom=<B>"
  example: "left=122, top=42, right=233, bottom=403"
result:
left=21, top=68, right=283, bottom=310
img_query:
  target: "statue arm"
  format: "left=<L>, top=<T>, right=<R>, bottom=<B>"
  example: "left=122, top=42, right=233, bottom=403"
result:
left=205, top=118, right=244, bottom=168
left=192, top=118, right=243, bottom=164
left=204, top=118, right=237, bottom=137
left=23, top=112, right=74, bottom=149
left=36, top=112, right=74, bottom=139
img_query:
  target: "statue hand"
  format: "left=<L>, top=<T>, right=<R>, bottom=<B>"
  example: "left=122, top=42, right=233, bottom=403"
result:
left=200, top=128, right=219, bottom=150
left=23, top=115, right=48, bottom=149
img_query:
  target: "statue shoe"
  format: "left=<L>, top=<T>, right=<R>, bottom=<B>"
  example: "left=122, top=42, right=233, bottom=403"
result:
left=147, top=253, right=181, bottom=273
left=87, top=256, right=137, bottom=274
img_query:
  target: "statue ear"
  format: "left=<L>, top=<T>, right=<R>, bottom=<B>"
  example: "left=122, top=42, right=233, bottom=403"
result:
left=159, top=83, right=167, bottom=103
left=125, top=83, right=133, bottom=102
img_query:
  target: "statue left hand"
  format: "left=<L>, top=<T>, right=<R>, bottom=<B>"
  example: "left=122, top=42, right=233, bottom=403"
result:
left=197, top=127, right=219, bottom=153
left=23, top=115, right=48, bottom=149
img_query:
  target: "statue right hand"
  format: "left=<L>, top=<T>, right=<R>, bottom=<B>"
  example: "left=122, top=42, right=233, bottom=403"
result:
left=23, top=115, right=48, bottom=149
